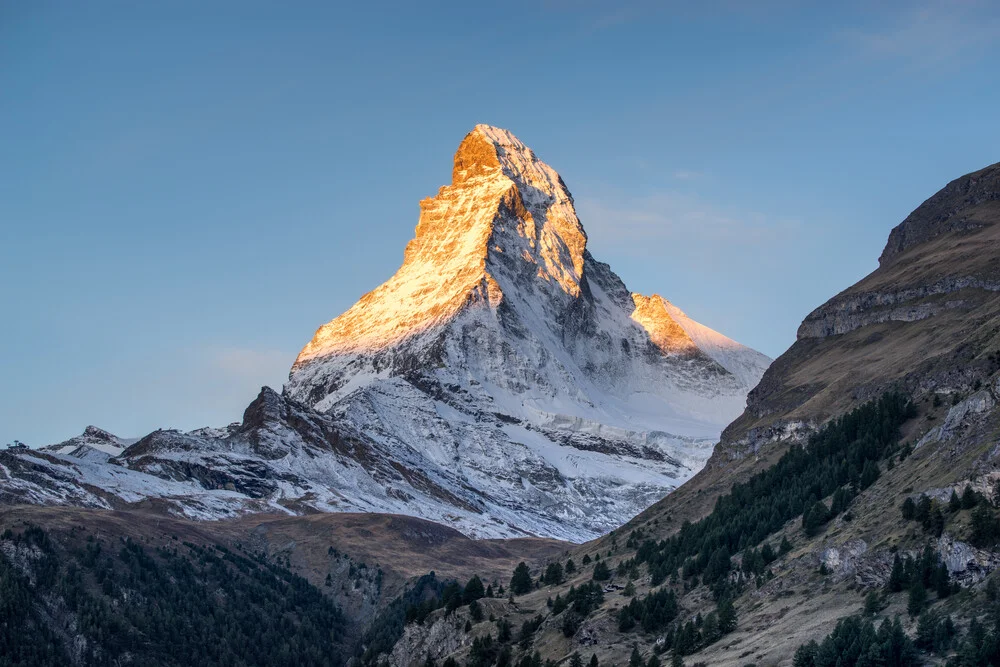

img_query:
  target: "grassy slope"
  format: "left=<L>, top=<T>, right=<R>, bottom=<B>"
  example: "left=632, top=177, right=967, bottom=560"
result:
left=423, top=163, right=1000, bottom=666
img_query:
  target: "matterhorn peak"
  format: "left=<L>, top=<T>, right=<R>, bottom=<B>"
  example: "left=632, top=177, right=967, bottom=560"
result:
left=278, top=125, right=771, bottom=538
left=9, top=127, right=772, bottom=542
left=292, top=125, right=587, bottom=370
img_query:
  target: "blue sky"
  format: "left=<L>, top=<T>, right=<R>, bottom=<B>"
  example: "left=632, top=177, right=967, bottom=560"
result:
left=2, top=1, right=999, bottom=445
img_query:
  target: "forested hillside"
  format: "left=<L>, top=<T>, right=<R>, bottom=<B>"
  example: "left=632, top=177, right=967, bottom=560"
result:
left=0, top=523, right=348, bottom=666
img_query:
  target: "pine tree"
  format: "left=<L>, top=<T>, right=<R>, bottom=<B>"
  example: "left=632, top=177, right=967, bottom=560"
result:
left=592, top=561, right=611, bottom=581
left=497, top=618, right=512, bottom=642
left=949, top=489, right=962, bottom=513
left=464, top=575, right=486, bottom=602
left=928, top=505, right=945, bottom=537
left=859, top=460, right=880, bottom=489
left=887, top=554, right=905, bottom=593
left=469, top=599, right=483, bottom=622
left=569, top=653, right=583, bottom=667
left=971, top=504, right=1000, bottom=547
left=510, top=563, right=533, bottom=595
left=589, top=655, right=599, bottom=667
left=915, top=495, right=932, bottom=526
left=542, top=562, right=564, bottom=586
left=901, top=497, right=916, bottom=520
left=717, top=598, right=737, bottom=633
left=629, top=646, right=643, bottom=667
left=934, top=563, right=951, bottom=598
left=962, top=485, right=978, bottom=509
left=863, top=590, right=881, bottom=616
left=907, top=582, right=927, bottom=617
left=793, top=640, right=818, bottom=667
left=803, top=501, right=829, bottom=537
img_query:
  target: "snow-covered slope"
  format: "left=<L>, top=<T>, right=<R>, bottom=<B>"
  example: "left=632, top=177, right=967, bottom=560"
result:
left=41, top=425, right=136, bottom=461
left=0, top=125, right=770, bottom=542
left=284, top=125, right=771, bottom=539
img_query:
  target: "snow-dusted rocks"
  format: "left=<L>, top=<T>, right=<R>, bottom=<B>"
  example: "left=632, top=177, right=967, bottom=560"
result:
left=284, top=125, right=770, bottom=539
left=0, top=125, right=769, bottom=541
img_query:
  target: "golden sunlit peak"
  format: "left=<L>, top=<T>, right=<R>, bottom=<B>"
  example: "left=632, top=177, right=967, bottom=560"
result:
left=630, top=293, right=699, bottom=355
left=292, top=124, right=591, bottom=368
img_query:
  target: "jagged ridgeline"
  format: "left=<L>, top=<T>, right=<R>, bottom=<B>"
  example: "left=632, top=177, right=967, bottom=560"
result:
left=2, top=125, right=770, bottom=542
left=632, top=392, right=915, bottom=592
left=0, top=525, right=347, bottom=667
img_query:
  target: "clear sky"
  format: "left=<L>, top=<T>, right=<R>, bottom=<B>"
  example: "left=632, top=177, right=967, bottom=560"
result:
left=2, top=1, right=999, bottom=446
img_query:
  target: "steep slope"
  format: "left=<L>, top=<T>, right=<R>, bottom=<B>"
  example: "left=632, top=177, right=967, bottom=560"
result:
left=397, top=161, right=1000, bottom=666
left=0, top=126, right=769, bottom=542
left=284, top=124, right=770, bottom=539
left=0, top=505, right=565, bottom=664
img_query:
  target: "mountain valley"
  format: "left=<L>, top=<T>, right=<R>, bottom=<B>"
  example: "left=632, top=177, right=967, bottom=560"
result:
left=4, top=134, right=1000, bottom=667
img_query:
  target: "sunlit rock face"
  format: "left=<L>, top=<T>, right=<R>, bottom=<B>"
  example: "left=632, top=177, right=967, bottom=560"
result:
left=0, top=126, right=771, bottom=541
left=285, top=124, right=771, bottom=540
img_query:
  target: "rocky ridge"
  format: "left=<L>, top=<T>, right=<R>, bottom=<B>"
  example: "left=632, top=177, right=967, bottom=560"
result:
left=409, top=159, right=1000, bottom=666
left=0, top=126, right=770, bottom=542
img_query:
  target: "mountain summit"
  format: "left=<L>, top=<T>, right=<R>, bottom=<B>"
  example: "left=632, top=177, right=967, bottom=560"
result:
left=284, top=125, right=771, bottom=539
left=0, top=126, right=769, bottom=541
left=292, top=125, right=586, bottom=366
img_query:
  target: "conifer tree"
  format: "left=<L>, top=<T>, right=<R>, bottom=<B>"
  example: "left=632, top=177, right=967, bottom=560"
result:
left=887, top=554, right=905, bottom=593
left=907, top=582, right=927, bottom=617
left=962, top=485, right=978, bottom=509
left=717, top=598, right=737, bottom=633
left=464, top=575, right=485, bottom=602
left=510, top=563, right=533, bottom=595
left=949, top=489, right=962, bottom=513
left=901, top=497, right=916, bottom=520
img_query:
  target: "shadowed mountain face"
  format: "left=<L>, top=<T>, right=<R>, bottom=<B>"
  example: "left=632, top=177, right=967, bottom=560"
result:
left=0, top=505, right=566, bottom=665
left=715, top=161, right=1000, bottom=465
left=497, top=160, right=1000, bottom=666
left=0, top=126, right=768, bottom=542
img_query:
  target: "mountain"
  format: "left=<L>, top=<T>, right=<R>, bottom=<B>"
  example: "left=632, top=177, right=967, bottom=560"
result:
left=0, top=505, right=565, bottom=665
left=284, top=124, right=770, bottom=540
left=413, top=160, right=1000, bottom=667
left=41, top=425, right=135, bottom=461
left=0, top=125, right=768, bottom=542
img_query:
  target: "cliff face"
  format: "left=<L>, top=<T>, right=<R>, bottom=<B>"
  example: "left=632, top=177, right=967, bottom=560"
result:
left=879, top=162, right=1000, bottom=267
left=0, top=126, right=770, bottom=542
left=712, top=160, right=1000, bottom=461
left=280, top=124, right=771, bottom=540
